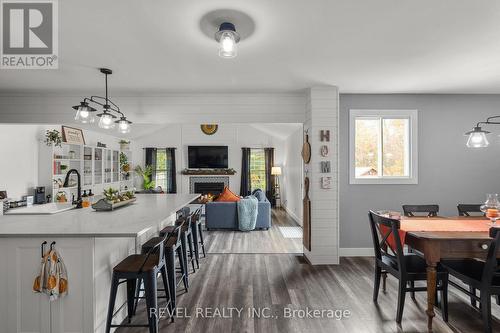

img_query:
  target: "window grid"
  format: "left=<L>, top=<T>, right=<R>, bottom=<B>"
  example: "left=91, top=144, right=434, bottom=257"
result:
left=155, top=149, right=169, bottom=191
left=250, top=148, right=266, bottom=192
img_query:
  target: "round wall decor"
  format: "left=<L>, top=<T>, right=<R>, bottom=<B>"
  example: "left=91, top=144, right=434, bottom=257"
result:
left=201, top=124, right=218, bottom=135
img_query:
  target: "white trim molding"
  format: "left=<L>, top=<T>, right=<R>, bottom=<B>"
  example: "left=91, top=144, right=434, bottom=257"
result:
left=349, top=109, right=418, bottom=185
left=283, top=205, right=302, bottom=226
left=339, top=248, right=374, bottom=257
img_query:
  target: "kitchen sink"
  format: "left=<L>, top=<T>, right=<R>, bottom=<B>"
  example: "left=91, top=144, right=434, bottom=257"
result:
left=5, top=203, right=75, bottom=215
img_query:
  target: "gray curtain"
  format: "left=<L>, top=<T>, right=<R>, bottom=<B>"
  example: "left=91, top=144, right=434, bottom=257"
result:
left=240, top=148, right=251, bottom=196
left=166, top=148, right=177, bottom=193
left=264, top=147, right=275, bottom=206
left=144, top=148, right=157, bottom=182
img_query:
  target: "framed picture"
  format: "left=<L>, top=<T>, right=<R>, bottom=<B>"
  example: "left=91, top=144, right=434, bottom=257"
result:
left=62, top=126, right=85, bottom=145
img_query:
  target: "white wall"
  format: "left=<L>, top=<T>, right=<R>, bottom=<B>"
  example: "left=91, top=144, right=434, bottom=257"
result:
left=132, top=124, right=286, bottom=194
left=0, top=124, right=126, bottom=200
left=282, top=126, right=303, bottom=225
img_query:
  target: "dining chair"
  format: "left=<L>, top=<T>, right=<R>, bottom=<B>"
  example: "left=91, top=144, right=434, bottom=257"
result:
left=440, top=228, right=500, bottom=333
left=457, top=204, right=483, bottom=216
left=402, top=204, right=439, bottom=217
left=368, top=210, right=449, bottom=324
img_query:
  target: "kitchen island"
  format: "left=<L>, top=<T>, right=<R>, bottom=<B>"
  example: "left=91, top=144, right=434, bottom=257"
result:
left=0, top=193, right=200, bottom=333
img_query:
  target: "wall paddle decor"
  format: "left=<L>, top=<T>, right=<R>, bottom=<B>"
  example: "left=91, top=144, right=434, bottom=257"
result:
left=302, top=132, right=311, bottom=164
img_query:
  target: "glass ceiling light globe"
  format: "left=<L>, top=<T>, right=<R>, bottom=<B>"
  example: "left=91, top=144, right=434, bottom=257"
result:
left=215, top=22, right=240, bottom=59
left=117, top=119, right=131, bottom=134
left=219, top=32, right=237, bottom=58
left=75, top=109, right=95, bottom=124
left=465, top=127, right=489, bottom=148
left=73, top=102, right=95, bottom=123
left=98, top=112, right=115, bottom=130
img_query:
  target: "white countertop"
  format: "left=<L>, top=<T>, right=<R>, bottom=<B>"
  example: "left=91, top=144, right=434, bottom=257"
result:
left=0, top=194, right=200, bottom=238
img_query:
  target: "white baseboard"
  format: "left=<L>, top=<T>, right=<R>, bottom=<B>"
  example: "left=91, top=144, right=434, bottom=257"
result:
left=282, top=205, right=302, bottom=226
left=339, top=248, right=374, bottom=257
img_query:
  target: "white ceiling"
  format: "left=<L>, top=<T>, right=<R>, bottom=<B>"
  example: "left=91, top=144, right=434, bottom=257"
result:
left=1, top=0, right=500, bottom=94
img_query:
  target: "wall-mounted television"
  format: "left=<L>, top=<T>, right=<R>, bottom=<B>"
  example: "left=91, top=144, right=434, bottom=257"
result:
left=188, top=146, right=228, bottom=169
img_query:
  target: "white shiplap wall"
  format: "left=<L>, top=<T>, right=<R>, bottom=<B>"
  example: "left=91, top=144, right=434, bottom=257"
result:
left=303, top=87, right=339, bottom=265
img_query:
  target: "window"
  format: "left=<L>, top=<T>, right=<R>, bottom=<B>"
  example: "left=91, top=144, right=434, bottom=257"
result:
left=250, top=148, right=266, bottom=191
left=349, top=110, right=418, bottom=184
left=155, top=149, right=169, bottom=190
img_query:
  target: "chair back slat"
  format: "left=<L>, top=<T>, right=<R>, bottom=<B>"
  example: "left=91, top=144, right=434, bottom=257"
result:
left=457, top=204, right=483, bottom=217
left=402, top=204, right=439, bottom=217
left=368, top=211, right=406, bottom=273
left=482, top=228, right=500, bottom=286
left=138, top=228, right=177, bottom=272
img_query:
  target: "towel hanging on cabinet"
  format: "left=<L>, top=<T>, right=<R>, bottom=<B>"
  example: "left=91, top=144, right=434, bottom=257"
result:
left=33, top=241, right=68, bottom=301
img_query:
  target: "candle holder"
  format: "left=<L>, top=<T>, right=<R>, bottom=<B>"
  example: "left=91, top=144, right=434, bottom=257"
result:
left=480, top=193, right=500, bottom=226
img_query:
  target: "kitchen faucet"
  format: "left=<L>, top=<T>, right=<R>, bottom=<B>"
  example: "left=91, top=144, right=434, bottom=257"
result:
left=63, top=169, right=82, bottom=208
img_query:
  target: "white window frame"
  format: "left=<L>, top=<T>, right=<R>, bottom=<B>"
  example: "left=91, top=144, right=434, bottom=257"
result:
left=349, top=109, right=418, bottom=185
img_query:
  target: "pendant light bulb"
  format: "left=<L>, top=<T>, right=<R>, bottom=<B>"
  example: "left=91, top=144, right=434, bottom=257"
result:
left=215, top=22, right=240, bottom=59
left=465, top=126, right=490, bottom=148
left=73, top=101, right=96, bottom=123
left=98, top=112, right=115, bottom=129
left=117, top=117, right=131, bottom=134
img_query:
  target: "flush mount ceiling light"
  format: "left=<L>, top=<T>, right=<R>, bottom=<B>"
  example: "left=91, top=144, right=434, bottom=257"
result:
left=215, top=22, right=240, bottom=58
left=72, top=68, right=132, bottom=134
left=465, top=116, right=500, bottom=148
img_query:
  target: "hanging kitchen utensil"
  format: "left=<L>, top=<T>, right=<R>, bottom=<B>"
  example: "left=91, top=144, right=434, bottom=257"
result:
left=302, top=132, right=311, bottom=164
left=303, top=177, right=311, bottom=251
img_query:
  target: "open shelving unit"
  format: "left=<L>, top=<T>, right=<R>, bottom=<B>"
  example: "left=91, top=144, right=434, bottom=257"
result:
left=39, top=142, right=132, bottom=203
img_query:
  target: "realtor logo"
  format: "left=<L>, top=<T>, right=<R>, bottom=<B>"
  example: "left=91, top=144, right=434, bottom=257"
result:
left=1, top=0, right=58, bottom=69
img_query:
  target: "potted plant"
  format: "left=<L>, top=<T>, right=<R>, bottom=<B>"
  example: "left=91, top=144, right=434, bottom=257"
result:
left=119, top=152, right=130, bottom=172
left=45, top=129, right=62, bottom=147
left=119, top=140, right=130, bottom=151
left=134, top=165, right=155, bottom=191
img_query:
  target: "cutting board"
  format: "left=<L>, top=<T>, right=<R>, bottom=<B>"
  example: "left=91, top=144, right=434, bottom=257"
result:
left=303, top=177, right=311, bottom=251
left=301, top=134, right=311, bottom=164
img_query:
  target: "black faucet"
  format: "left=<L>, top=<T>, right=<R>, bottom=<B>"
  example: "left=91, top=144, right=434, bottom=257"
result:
left=63, top=169, right=82, bottom=208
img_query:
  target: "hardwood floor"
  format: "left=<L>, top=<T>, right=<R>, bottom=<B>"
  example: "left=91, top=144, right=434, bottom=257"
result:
left=117, top=255, right=500, bottom=333
left=204, top=208, right=303, bottom=254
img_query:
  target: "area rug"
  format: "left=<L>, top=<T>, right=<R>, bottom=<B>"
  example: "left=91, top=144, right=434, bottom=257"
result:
left=278, top=226, right=303, bottom=239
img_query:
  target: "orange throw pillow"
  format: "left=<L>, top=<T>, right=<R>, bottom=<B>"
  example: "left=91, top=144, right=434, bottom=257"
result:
left=215, top=187, right=240, bottom=202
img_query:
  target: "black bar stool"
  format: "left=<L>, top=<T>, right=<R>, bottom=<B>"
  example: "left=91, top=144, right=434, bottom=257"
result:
left=105, top=232, right=173, bottom=333
left=190, top=207, right=206, bottom=269
left=141, top=220, right=188, bottom=314
left=161, top=214, right=196, bottom=275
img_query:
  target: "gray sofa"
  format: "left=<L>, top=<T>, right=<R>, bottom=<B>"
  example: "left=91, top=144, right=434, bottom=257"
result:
left=205, top=190, right=271, bottom=230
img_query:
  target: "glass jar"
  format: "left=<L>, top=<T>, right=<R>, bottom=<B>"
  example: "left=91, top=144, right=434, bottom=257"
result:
left=480, top=193, right=500, bottom=225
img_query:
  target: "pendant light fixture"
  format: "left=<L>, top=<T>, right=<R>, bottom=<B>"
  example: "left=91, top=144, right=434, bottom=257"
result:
left=215, top=22, right=240, bottom=58
left=465, top=116, right=500, bottom=148
left=72, top=68, right=132, bottom=134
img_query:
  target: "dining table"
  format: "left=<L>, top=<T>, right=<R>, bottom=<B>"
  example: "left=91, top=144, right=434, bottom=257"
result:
left=400, top=216, right=495, bottom=331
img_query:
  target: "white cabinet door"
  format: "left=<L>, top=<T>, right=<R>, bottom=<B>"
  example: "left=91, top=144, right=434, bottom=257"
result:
left=0, top=238, right=94, bottom=333
left=49, top=238, right=94, bottom=333
left=3, top=238, right=51, bottom=333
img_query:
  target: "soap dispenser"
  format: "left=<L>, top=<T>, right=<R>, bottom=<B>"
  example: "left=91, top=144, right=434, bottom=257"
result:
left=82, top=190, right=90, bottom=208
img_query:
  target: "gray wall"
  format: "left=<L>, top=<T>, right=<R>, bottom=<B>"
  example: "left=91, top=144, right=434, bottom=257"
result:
left=339, top=94, right=500, bottom=249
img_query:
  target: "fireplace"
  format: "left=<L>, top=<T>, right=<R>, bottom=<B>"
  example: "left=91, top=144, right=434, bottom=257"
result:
left=189, top=176, right=229, bottom=195
left=194, top=182, right=225, bottom=195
